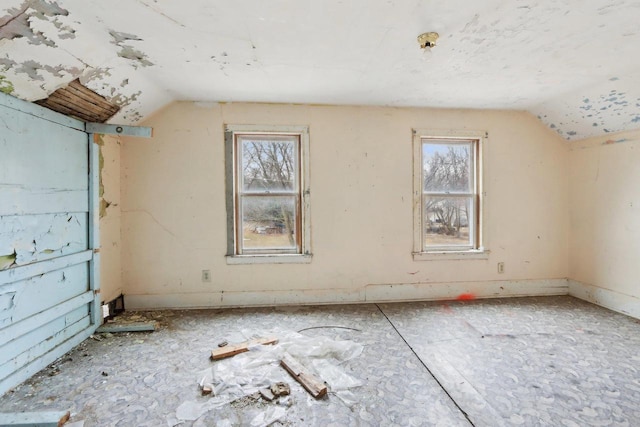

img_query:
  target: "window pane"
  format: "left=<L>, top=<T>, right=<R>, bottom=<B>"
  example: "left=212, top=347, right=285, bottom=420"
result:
left=424, top=196, right=472, bottom=247
left=240, top=196, right=298, bottom=251
left=241, top=137, right=298, bottom=192
left=423, top=142, right=472, bottom=192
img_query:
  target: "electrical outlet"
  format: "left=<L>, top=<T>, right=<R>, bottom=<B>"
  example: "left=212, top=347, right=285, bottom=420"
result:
left=202, top=269, right=211, bottom=282
left=497, top=262, right=505, bottom=274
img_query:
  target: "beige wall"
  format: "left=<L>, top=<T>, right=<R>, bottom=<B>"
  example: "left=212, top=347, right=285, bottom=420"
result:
left=568, top=130, right=640, bottom=314
left=120, top=102, right=569, bottom=308
left=99, top=134, right=123, bottom=303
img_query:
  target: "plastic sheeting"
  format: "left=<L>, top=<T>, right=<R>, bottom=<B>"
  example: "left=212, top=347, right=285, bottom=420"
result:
left=173, top=328, right=364, bottom=424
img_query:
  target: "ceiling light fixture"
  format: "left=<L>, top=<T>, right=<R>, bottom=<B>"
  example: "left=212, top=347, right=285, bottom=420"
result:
left=417, top=32, right=439, bottom=49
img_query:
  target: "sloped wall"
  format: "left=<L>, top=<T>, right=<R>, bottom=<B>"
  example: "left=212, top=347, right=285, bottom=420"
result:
left=568, top=130, right=640, bottom=318
left=121, top=102, right=569, bottom=308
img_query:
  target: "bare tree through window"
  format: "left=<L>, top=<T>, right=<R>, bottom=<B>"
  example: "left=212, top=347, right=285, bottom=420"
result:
left=238, top=135, right=300, bottom=252
left=422, top=140, right=476, bottom=249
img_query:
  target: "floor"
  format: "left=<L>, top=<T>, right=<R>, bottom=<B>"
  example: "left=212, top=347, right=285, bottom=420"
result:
left=1, top=296, right=640, bottom=426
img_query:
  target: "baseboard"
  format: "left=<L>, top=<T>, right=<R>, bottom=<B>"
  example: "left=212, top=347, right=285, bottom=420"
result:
left=125, top=287, right=365, bottom=309
left=124, top=278, right=569, bottom=310
left=568, top=280, right=640, bottom=320
left=365, top=278, right=568, bottom=302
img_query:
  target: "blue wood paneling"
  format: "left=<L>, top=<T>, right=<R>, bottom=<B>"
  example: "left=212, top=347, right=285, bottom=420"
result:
left=0, top=107, right=87, bottom=205
left=0, top=92, right=97, bottom=395
left=0, top=213, right=88, bottom=267
left=0, top=263, right=89, bottom=328
left=0, top=305, right=87, bottom=367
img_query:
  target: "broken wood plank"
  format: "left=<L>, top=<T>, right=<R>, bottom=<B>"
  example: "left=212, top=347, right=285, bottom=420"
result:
left=201, top=383, right=213, bottom=395
left=280, top=353, right=327, bottom=398
left=210, top=337, right=278, bottom=360
left=34, top=79, right=120, bottom=123
left=0, top=410, right=70, bottom=427
left=96, top=321, right=156, bottom=333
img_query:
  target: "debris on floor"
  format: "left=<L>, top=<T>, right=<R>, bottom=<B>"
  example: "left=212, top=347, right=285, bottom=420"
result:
left=210, top=337, right=278, bottom=360
left=259, top=381, right=290, bottom=402
left=270, top=382, right=290, bottom=397
left=0, top=410, right=70, bottom=426
left=174, top=329, right=363, bottom=424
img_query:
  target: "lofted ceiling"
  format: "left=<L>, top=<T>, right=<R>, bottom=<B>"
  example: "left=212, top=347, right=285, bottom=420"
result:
left=1, top=0, right=640, bottom=140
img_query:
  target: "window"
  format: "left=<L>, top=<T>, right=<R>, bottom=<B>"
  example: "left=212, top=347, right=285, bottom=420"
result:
left=413, top=129, right=487, bottom=260
left=225, top=125, right=311, bottom=264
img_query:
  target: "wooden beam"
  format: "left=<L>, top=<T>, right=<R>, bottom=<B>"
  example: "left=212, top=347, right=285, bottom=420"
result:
left=210, top=337, right=278, bottom=360
left=96, top=321, right=156, bottom=333
left=88, top=132, right=101, bottom=327
left=85, top=123, right=152, bottom=138
left=0, top=410, right=70, bottom=426
left=280, top=353, right=327, bottom=398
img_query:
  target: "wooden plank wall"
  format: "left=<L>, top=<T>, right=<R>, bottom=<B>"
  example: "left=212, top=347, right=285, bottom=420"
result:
left=0, top=93, right=97, bottom=395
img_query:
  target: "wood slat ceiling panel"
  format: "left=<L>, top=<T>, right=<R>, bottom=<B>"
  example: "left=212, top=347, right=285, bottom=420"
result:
left=35, top=80, right=120, bottom=123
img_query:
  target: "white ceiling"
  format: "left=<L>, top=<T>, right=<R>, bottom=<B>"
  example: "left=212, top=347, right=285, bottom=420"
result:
left=1, top=0, right=640, bottom=140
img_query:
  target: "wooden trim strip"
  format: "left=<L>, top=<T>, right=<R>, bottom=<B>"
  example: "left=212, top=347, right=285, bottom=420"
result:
left=210, top=337, right=278, bottom=360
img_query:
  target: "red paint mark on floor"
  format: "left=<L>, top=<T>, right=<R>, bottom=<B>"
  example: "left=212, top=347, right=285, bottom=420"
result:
left=456, top=293, right=476, bottom=301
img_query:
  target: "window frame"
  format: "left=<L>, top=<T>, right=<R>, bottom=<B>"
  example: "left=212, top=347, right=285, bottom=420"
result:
left=412, top=129, right=488, bottom=261
left=225, top=124, right=311, bottom=264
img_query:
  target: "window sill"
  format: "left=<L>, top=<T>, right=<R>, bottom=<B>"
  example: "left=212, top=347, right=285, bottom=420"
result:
left=226, top=254, right=313, bottom=265
left=413, top=249, right=490, bottom=261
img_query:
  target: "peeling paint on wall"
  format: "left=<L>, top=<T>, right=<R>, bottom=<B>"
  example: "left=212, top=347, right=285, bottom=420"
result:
left=95, top=134, right=106, bottom=218
left=0, top=251, right=17, bottom=270
left=0, top=57, right=81, bottom=91
left=0, top=213, right=86, bottom=266
left=94, top=134, right=115, bottom=218
left=110, top=90, right=142, bottom=107
left=0, top=75, right=14, bottom=94
left=81, top=67, right=112, bottom=83
left=533, top=76, right=640, bottom=140
left=109, top=30, right=153, bottom=68
left=15, top=60, right=80, bottom=82
left=0, top=0, right=72, bottom=47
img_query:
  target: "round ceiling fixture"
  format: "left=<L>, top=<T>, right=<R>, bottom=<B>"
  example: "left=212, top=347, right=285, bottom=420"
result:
left=417, top=32, right=439, bottom=49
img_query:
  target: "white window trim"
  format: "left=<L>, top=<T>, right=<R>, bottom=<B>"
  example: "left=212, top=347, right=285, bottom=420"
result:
left=224, top=124, right=311, bottom=264
left=412, top=129, right=489, bottom=261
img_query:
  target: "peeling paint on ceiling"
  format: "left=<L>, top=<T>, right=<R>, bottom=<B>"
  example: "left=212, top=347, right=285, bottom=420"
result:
left=1, top=0, right=640, bottom=139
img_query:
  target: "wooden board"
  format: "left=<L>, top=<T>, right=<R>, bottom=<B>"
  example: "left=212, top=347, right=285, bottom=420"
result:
left=96, top=321, right=156, bottom=333
left=280, top=353, right=327, bottom=398
left=0, top=410, right=70, bottom=426
left=210, top=337, right=278, bottom=360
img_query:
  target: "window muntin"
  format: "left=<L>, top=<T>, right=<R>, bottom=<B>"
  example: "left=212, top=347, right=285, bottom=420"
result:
left=421, top=138, right=479, bottom=251
left=235, top=133, right=302, bottom=255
